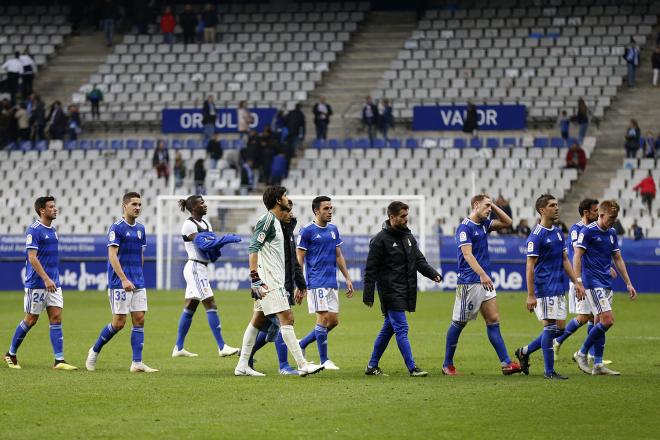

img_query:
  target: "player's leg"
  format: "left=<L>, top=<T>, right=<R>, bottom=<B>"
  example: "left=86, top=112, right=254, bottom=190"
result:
left=5, top=289, right=42, bottom=369
left=275, top=308, right=323, bottom=376
left=480, top=296, right=521, bottom=374
left=574, top=289, right=618, bottom=375
left=235, top=309, right=267, bottom=376
left=299, top=288, right=328, bottom=349
left=45, top=301, right=76, bottom=370
left=173, top=298, right=199, bottom=357
left=366, top=312, right=395, bottom=375
left=515, top=301, right=545, bottom=375
left=274, top=331, right=296, bottom=374
left=443, top=284, right=477, bottom=375
left=202, top=297, right=239, bottom=356
left=387, top=310, right=426, bottom=376
left=248, top=315, right=279, bottom=369
left=128, top=309, right=158, bottom=373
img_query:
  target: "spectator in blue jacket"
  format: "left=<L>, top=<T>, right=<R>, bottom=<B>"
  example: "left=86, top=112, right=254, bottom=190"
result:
left=270, top=153, right=288, bottom=186
left=362, top=96, right=379, bottom=147
left=379, top=99, right=394, bottom=142
left=558, top=110, right=570, bottom=140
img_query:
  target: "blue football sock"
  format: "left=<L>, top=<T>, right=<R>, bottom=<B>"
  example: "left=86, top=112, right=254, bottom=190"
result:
left=443, top=321, right=465, bottom=367
left=555, top=318, right=582, bottom=344
left=93, top=323, right=119, bottom=353
left=368, top=315, right=394, bottom=368
left=131, top=326, right=144, bottom=362
left=206, top=309, right=225, bottom=349
left=388, top=310, right=416, bottom=371
left=298, top=328, right=316, bottom=349
left=593, top=332, right=606, bottom=364
left=249, top=331, right=268, bottom=368
left=524, top=333, right=542, bottom=355
left=579, top=322, right=608, bottom=355
left=9, top=320, right=31, bottom=355
left=486, top=322, right=511, bottom=365
left=49, top=323, right=64, bottom=361
left=175, top=308, right=194, bottom=350
left=587, top=321, right=595, bottom=357
left=542, top=324, right=557, bottom=375
left=315, top=324, right=329, bottom=363
left=275, top=332, right=290, bottom=370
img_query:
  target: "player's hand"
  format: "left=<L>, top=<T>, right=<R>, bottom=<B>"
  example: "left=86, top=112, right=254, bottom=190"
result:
left=121, top=278, right=135, bottom=292
left=627, top=284, right=637, bottom=301
left=479, top=273, right=494, bottom=291
left=363, top=301, right=373, bottom=308
left=295, top=288, right=306, bottom=305
left=345, top=279, right=354, bottom=298
left=575, top=282, right=586, bottom=300
left=526, top=296, right=537, bottom=312
left=433, top=275, right=443, bottom=283
left=44, top=277, right=57, bottom=293
left=609, top=267, right=618, bottom=279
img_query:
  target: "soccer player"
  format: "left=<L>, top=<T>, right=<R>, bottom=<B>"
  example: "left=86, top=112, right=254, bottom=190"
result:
left=296, top=196, right=354, bottom=370
left=4, top=196, right=77, bottom=370
left=234, top=186, right=324, bottom=377
left=171, top=195, right=239, bottom=358
left=514, top=195, right=583, bottom=379
left=572, top=200, right=637, bottom=375
left=363, top=201, right=442, bottom=377
left=442, top=194, right=522, bottom=376
left=85, top=192, right=158, bottom=373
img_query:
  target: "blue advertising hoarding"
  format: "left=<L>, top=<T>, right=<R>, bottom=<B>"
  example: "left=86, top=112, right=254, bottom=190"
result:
left=413, top=104, right=527, bottom=131
left=161, top=108, right=277, bottom=134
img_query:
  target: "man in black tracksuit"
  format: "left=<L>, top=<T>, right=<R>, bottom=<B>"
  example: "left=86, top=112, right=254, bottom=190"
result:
left=363, top=201, right=442, bottom=377
left=249, top=200, right=307, bottom=375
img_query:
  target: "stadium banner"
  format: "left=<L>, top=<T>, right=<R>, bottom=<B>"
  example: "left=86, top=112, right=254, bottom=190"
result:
left=161, top=108, right=277, bottom=134
left=412, top=104, right=527, bottom=131
left=1, top=235, right=659, bottom=292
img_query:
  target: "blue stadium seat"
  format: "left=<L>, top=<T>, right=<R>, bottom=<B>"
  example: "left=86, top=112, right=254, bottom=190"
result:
left=470, top=137, right=483, bottom=148
left=328, top=139, right=341, bottom=149
left=343, top=138, right=355, bottom=149
left=94, top=140, right=109, bottom=150
left=186, top=139, right=201, bottom=149
left=387, top=138, right=402, bottom=148
left=171, top=139, right=183, bottom=150
left=373, top=138, right=385, bottom=148
left=64, top=140, right=78, bottom=150
left=126, top=139, right=139, bottom=149
left=533, top=137, right=549, bottom=148
left=550, top=137, right=566, bottom=148
left=502, top=137, right=518, bottom=147
left=312, top=139, right=326, bottom=149
left=405, top=138, right=418, bottom=148
left=35, top=141, right=48, bottom=151
left=566, top=137, right=578, bottom=147
left=79, top=140, right=92, bottom=150
left=356, top=138, right=370, bottom=148
left=111, top=139, right=124, bottom=149
left=486, top=137, right=500, bottom=148
left=19, top=141, right=32, bottom=151
left=219, top=140, right=230, bottom=150
left=453, top=138, right=467, bottom=149
left=141, top=139, right=155, bottom=149
left=232, top=140, right=245, bottom=149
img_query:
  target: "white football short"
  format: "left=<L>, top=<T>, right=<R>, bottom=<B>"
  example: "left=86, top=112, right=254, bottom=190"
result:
left=24, top=287, right=63, bottom=315
left=108, top=288, right=148, bottom=315
left=452, top=283, right=497, bottom=322
left=534, top=294, right=567, bottom=321
left=307, top=288, right=339, bottom=314
left=253, top=287, right=290, bottom=316
left=568, top=282, right=592, bottom=315
left=184, top=261, right=214, bottom=301
left=585, top=288, right=613, bottom=315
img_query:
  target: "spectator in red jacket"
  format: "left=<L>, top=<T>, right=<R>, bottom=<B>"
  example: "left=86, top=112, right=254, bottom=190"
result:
left=633, top=170, right=657, bottom=214
left=565, top=142, right=587, bottom=171
left=160, top=7, right=177, bottom=46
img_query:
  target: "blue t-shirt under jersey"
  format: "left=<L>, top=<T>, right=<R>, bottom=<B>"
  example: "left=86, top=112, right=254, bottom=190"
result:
left=575, top=222, right=619, bottom=290
left=455, top=217, right=492, bottom=285
left=526, top=224, right=566, bottom=298
left=296, top=222, right=342, bottom=289
left=107, top=219, right=147, bottom=289
left=25, top=221, right=60, bottom=288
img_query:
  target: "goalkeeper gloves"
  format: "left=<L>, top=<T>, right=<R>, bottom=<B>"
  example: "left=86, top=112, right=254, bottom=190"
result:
left=250, top=270, right=269, bottom=300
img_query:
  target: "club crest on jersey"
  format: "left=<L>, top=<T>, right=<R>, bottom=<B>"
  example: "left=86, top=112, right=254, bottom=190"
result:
left=137, top=230, right=142, bottom=239
left=109, top=231, right=115, bottom=241
left=26, top=234, right=32, bottom=245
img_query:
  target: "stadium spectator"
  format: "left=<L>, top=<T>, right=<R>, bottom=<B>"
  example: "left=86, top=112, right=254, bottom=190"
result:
left=0, top=100, right=12, bottom=148
left=557, top=110, right=570, bottom=141
left=132, top=0, right=150, bottom=35
left=244, top=129, right=260, bottom=165
left=173, top=152, right=186, bottom=188
left=202, top=4, right=218, bottom=43
left=624, top=119, right=641, bottom=158
left=613, top=219, right=625, bottom=236
left=495, top=195, right=514, bottom=234
left=554, top=219, right=568, bottom=234
left=28, top=93, right=45, bottom=141
left=652, top=46, right=660, bottom=87
left=179, top=4, right=198, bottom=46
left=574, top=98, right=589, bottom=145
left=14, top=103, right=29, bottom=142
left=99, top=0, right=119, bottom=47
left=379, top=99, right=394, bottom=142
left=515, top=219, right=531, bottom=237
left=1, top=52, right=23, bottom=105
left=362, top=96, right=379, bottom=147
left=160, top=7, right=177, bottom=46
left=436, top=218, right=444, bottom=236
left=67, top=104, right=81, bottom=141
left=270, top=152, right=288, bottom=186
left=195, top=13, right=205, bottom=42
left=624, top=38, right=640, bottom=88
left=312, top=96, right=332, bottom=141
left=633, top=170, right=656, bottom=215
left=258, top=126, right=277, bottom=183
left=462, top=102, right=478, bottom=136
left=152, top=140, right=171, bottom=185
left=201, top=95, right=216, bottom=148
left=46, top=101, right=67, bottom=140
left=565, top=142, right=587, bottom=171
left=271, top=108, right=287, bottom=137
left=206, top=133, right=223, bottom=169
left=237, top=101, right=253, bottom=140
left=644, top=131, right=656, bottom=158
left=631, top=220, right=644, bottom=241
left=86, top=85, right=103, bottom=120
left=239, top=158, right=255, bottom=195
left=19, top=51, right=36, bottom=99
left=285, top=103, right=305, bottom=157
left=193, top=158, right=206, bottom=194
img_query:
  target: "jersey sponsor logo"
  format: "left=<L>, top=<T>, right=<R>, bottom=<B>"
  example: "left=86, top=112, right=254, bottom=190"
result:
left=109, top=231, right=115, bottom=241
left=571, top=230, right=577, bottom=241
left=577, top=233, right=584, bottom=244
left=137, top=230, right=142, bottom=239
left=26, top=234, right=32, bottom=245
left=527, top=241, right=534, bottom=253
left=459, top=231, right=467, bottom=242
left=257, top=231, right=266, bottom=243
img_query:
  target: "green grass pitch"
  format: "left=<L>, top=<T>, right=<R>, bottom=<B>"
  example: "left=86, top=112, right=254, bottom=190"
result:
left=1, top=290, right=659, bottom=440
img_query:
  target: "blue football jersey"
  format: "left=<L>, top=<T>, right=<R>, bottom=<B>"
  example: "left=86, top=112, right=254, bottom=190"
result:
left=575, top=222, right=619, bottom=289
left=455, top=217, right=492, bottom=285
left=107, top=219, right=147, bottom=289
left=526, top=224, right=566, bottom=298
left=567, top=220, right=584, bottom=265
left=296, top=222, right=342, bottom=289
left=24, top=221, right=60, bottom=288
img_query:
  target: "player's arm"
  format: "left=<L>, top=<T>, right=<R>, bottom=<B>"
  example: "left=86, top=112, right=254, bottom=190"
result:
left=612, top=251, right=637, bottom=300
left=363, top=234, right=384, bottom=307
left=27, top=249, right=57, bottom=293
left=572, top=247, right=586, bottom=300
left=108, top=245, right=135, bottom=292
left=525, top=256, right=537, bottom=312
left=562, top=250, right=583, bottom=293
left=460, top=245, right=494, bottom=291
left=336, top=246, right=354, bottom=298
left=293, top=259, right=306, bottom=305
left=296, top=248, right=306, bottom=271
left=248, top=214, right=276, bottom=298
left=488, top=203, right=513, bottom=232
